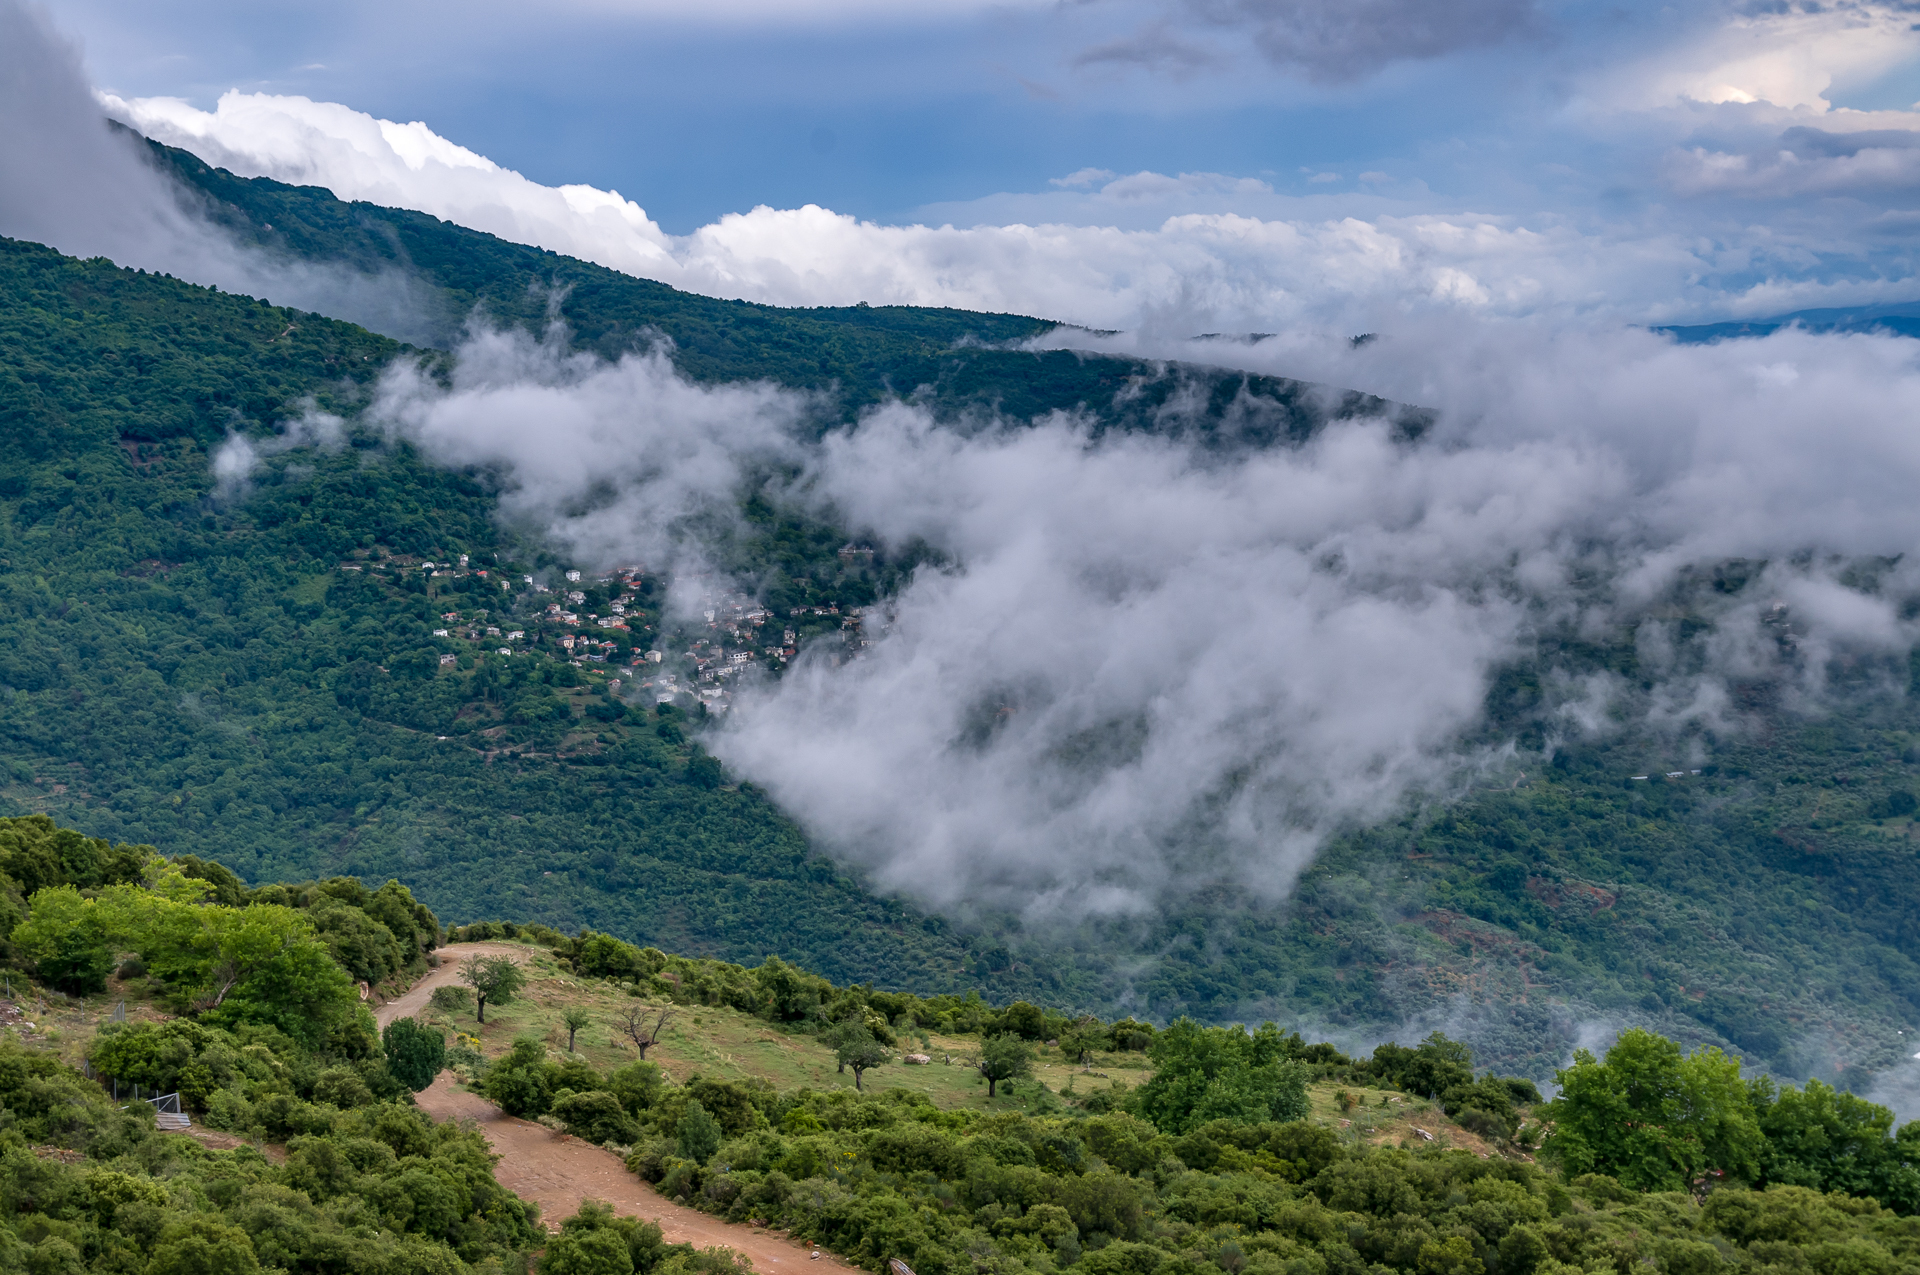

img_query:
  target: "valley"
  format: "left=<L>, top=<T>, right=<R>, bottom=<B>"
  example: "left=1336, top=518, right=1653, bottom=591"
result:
left=0, top=148, right=1916, bottom=1088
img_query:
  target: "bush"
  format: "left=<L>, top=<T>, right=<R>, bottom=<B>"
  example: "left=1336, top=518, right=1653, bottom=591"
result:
left=428, top=984, right=473, bottom=1013
left=553, top=1089, right=642, bottom=1145
left=312, top=1066, right=373, bottom=1109
left=383, top=1016, right=447, bottom=1091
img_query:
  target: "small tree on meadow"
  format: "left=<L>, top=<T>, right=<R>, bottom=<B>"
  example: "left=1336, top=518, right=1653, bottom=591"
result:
left=976, top=1034, right=1033, bottom=1099
left=458, top=954, right=526, bottom=1024
left=833, top=1022, right=892, bottom=1092
left=561, top=1005, right=592, bottom=1053
left=620, top=1005, right=674, bottom=1059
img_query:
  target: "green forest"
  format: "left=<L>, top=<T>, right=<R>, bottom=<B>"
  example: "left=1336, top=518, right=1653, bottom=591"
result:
left=3, top=145, right=1920, bottom=1087
left=4, top=830, right=1920, bottom=1275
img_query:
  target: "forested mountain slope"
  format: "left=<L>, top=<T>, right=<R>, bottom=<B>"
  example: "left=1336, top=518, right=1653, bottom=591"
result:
left=0, top=236, right=992, bottom=994
left=5, top=142, right=1920, bottom=1088
left=152, top=137, right=1424, bottom=447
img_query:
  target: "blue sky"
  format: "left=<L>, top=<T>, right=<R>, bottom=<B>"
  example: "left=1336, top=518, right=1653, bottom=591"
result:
left=44, top=0, right=1544, bottom=228
left=30, top=0, right=1920, bottom=326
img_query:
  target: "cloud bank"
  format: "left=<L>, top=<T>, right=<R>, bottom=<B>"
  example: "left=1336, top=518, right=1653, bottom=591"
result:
left=0, top=0, right=441, bottom=343
left=342, top=313, right=1920, bottom=924
left=98, top=88, right=1920, bottom=336
left=95, top=88, right=1598, bottom=331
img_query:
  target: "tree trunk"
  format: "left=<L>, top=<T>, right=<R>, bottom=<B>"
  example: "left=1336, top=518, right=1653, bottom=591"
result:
left=637, top=1041, right=650, bottom=1059
left=987, top=1077, right=998, bottom=1098
left=477, top=995, right=487, bottom=1024
left=853, top=1066, right=865, bottom=1092
left=567, top=1027, right=577, bottom=1051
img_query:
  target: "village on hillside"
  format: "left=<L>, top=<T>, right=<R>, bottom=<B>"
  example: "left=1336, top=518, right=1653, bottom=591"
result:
left=338, top=548, right=872, bottom=713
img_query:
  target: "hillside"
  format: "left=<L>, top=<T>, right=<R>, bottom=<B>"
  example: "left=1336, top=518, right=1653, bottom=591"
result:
left=4, top=146, right=1920, bottom=1082
left=6, top=838, right=1920, bottom=1275
left=151, top=137, right=1424, bottom=447
left=0, top=235, right=993, bottom=993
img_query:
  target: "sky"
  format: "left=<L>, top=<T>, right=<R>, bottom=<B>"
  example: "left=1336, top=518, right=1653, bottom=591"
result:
left=30, top=0, right=1920, bottom=329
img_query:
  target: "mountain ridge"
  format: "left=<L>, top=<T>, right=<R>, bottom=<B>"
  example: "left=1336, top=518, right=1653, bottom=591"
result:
left=4, top=143, right=1920, bottom=1089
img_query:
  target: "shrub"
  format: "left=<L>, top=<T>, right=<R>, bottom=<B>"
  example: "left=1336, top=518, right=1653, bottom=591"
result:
left=383, top=1016, right=447, bottom=1091
left=429, top=984, right=473, bottom=1014
left=554, top=1090, right=642, bottom=1145
left=677, top=1100, right=723, bottom=1164
left=312, top=1066, right=373, bottom=1109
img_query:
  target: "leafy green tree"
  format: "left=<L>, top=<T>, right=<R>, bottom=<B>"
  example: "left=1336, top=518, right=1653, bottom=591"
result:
left=1546, top=1027, right=1764, bottom=1191
left=543, top=1226, right=635, bottom=1275
left=754, top=955, right=825, bottom=1021
left=579, top=933, right=643, bottom=979
left=483, top=1036, right=555, bottom=1117
left=999, top=1000, right=1047, bottom=1039
left=139, top=1218, right=261, bottom=1275
left=307, top=896, right=406, bottom=984
left=205, top=936, right=362, bottom=1049
left=677, top=1099, right=724, bottom=1163
left=1060, top=1016, right=1108, bottom=1067
left=832, top=1022, right=891, bottom=1092
left=1371, top=1032, right=1476, bottom=1099
left=13, top=873, right=360, bottom=1043
left=975, top=1033, right=1034, bottom=1099
left=9, top=887, right=113, bottom=994
left=1751, top=1076, right=1920, bottom=1210
left=383, top=1016, right=447, bottom=1091
left=608, top=1060, right=666, bottom=1116
left=542, top=1202, right=689, bottom=1275
left=459, top=953, right=526, bottom=1023
left=1133, top=1019, right=1309, bottom=1133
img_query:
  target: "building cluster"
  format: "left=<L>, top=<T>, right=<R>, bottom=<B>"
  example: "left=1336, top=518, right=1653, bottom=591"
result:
left=349, top=554, right=878, bottom=715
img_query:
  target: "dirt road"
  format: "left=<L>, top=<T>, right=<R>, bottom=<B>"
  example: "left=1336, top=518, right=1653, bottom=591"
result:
left=374, top=942, right=532, bottom=1029
left=385, top=947, right=867, bottom=1274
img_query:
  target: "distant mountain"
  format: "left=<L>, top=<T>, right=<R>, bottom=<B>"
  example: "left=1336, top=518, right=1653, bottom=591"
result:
left=5, top=139, right=1920, bottom=1087
left=1657, top=301, right=1920, bottom=343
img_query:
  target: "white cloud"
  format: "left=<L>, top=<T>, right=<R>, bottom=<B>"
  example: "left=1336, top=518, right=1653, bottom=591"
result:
left=351, top=312, right=1920, bottom=924
left=1664, top=125, right=1920, bottom=197
left=367, top=322, right=807, bottom=567
left=1587, top=1, right=1920, bottom=113
left=97, top=89, right=1767, bottom=331
left=726, top=321, right=1920, bottom=914
left=1050, top=167, right=1119, bottom=189
left=0, top=3, right=445, bottom=343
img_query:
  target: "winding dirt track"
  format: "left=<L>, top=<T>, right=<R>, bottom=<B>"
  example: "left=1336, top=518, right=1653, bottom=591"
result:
left=380, top=946, right=863, bottom=1273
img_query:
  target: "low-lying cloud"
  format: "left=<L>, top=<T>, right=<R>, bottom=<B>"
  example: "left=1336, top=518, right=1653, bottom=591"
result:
left=344, top=311, right=1920, bottom=925
left=0, top=0, right=439, bottom=344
